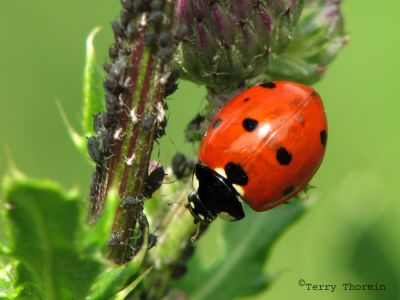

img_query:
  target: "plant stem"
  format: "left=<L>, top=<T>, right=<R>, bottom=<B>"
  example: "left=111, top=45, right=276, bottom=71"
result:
left=88, top=1, right=178, bottom=264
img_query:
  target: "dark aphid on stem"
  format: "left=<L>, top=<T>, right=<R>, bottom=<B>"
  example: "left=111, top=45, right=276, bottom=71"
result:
left=93, top=112, right=109, bottom=134
left=130, top=214, right=150, bottom=258
left=144, top=32, right=157, bottom=47
left=123, top=196, right=141, bottom=207
left=171, top=262, right=187, bottom=279
left=108, top=232, right=123, bottom=247
left=105, top=93, right=121, bottom=113
left=158, top=47, right=174, bottom=63
left=149, top=11, right=164, bottom=25
left=155, top=116, right=167, bottom=138
left=150, top=0, right=163, bottom=10
left=169, top=239, right=197, bottom=280
left=109, top=43, right=119, bottom=60
left=103, top=63, right=112, bottom=73
left=133, top=0, right=144, bottom=12
left=87, top=136, right=103, bottom=165
left=172, top=152, right=195, bottom=179
left=141, top=114, right=155, bottom=130
left=120, top=0, right=133, bottom=11
left=163, top=71, right=179, bottom=98
left=112, top=21, right=125, bottom=39
left=181, top=242, right=196, bottom=260
left=104, top=78, right=121, bottom=94
left=158, top=32, right=173, bottom=48
left=99, top=129, right=115, bottom=156
left=126, top=21, right=137, bottom=40
left=143, top=166, right=166, bottom=197
left=120, top=10, right=133, bottom=27
left=185, top=114, right=205, bottom=142
left=89, top=171, right=101, bottom=203
left=174, top=24, right=189, bottom=40
left=108, top=60, right=126, bottom=79
left=148, top=234, right=158, bottom=249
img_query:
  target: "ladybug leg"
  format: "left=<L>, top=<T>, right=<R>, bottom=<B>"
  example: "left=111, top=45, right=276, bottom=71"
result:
left=187, top=192, right=216, bottom=224
left=191, top=222, right=209, bottom=242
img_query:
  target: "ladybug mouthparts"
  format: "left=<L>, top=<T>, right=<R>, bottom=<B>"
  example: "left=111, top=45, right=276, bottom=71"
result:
left=187, top=164, right=245, bottom=224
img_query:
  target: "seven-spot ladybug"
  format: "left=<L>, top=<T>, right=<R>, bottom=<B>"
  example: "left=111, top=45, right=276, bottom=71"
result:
left=187, top=81, right=328, bottom=223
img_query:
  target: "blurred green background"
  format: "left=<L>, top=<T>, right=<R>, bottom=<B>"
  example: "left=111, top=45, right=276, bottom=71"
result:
left=0, top=1, right=399, bottom=299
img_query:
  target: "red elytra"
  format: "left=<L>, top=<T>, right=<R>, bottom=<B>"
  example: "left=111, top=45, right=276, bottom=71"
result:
left=198, top=81, right=327, bottom=212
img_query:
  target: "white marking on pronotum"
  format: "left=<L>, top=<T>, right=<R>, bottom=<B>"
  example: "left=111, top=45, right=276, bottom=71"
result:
left=218, top=212, right=236, bottom=221
left=192, top=174, right=200, bottom=191
left=125, top=153, right=136, bottom=166
left=233, top=184, right=245, bottom=198
left=214, top=167, right=227, bottom=179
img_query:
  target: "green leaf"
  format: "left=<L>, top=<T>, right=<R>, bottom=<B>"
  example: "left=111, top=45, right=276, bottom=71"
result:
left=83, top=189, right=150, bottom=299
left=0, top=259, right=19, bottom=299
left=82, top=188, right=119, bottom=254
left=114, top=267, right=152, bottom=300
left=176, top=198, right=309, bottom=300
left=58, top=27, right=105, bottom=157
left=86, top=228, right=149, bottom=300
left=82, top=27, right=105, bottom=137
left=2, top=177, right=102, bottom=300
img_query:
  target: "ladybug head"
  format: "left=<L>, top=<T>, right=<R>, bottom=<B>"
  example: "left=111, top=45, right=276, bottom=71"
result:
left=187, top=164, right=245, bottom=223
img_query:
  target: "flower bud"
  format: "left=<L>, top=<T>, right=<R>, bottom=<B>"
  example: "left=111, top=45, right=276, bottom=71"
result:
left=261, top=0, right=347, bottom=84
left=174, top=0, right=304, bottom=93
left=174, top=0, right=345, bottom=93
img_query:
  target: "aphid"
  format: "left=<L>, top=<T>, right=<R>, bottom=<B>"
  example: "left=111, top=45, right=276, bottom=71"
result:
left=143, top=165, right=166, bottom=197
left=171, top=152, right=195, bottom=179
left=87, top=136, right=103, bottom=165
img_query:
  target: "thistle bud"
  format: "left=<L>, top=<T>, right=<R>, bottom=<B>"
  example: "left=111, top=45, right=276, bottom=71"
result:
left=262, top=0, right=347, bottom=84
left=174, top=0, right=345, bottom=93
left=174, top=0, right=304, bottom=93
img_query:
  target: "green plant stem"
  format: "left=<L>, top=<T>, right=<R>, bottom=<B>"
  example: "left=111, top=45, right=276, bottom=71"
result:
left=107, top=41, right=162, bottom=264
left=87, top=1, right=177, bottom=264
left=142, top=181, right=199, bottom=299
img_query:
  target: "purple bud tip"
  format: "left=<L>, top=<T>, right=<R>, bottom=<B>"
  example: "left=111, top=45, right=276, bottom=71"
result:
left=315, top=66, right=326, bottom=74
left=211, top=5, right=226, bottom=43
left=324, top=6, right=340, bottom=20
left=197, top=23, right=207, bottom=51
left=290, top=0, right=297, bottom=10
left=176, top=0, right=187, bottom=24
left=258, top=7, right=272, bottom=33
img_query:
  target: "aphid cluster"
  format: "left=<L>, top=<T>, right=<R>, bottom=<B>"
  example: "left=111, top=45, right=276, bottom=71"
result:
left=89, top=0, right=183, bottom=217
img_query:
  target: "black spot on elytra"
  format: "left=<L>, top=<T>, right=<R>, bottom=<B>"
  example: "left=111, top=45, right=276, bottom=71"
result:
left=276, top=147, right=292, bottom=165
left=259, top=82, right=276, bottom=89
left=320, top=130, right=327, bottom=147
left=242, top=118, right=258, bottom=132
left=224, top=162, right=248, bottom=186
left=244, top=97, right=250, bottom=102
left=213, top=118, right=222, bottom=129
left=283, top=186, right=294, bottom=196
